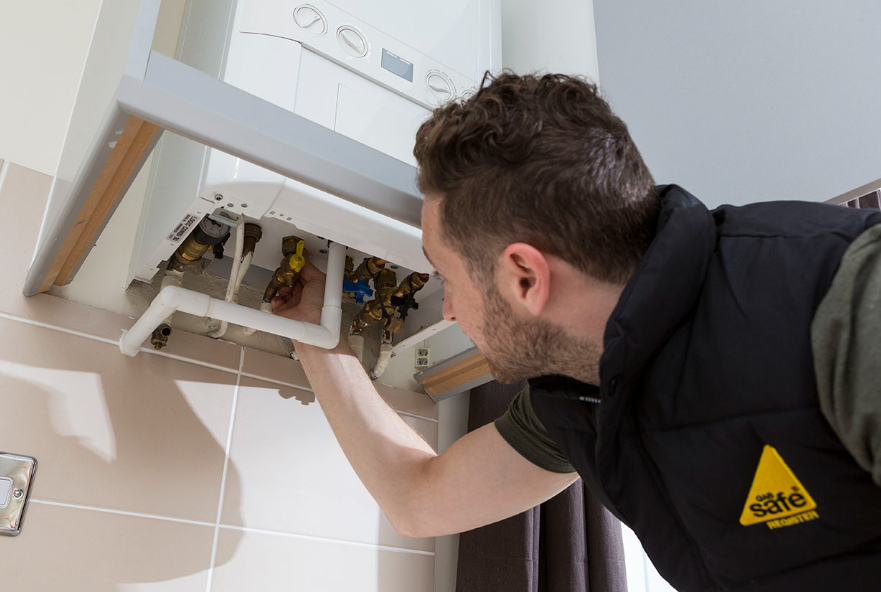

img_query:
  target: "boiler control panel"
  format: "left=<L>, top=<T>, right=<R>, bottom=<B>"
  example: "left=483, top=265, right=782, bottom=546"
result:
left=239, top=0, right=478, bottom=109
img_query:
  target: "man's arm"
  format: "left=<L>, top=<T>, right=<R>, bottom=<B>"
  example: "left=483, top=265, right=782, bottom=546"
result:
left=275, top=263, right=577, bottom=537
left=297, top=343, right=578, bottom=537
left=812, top=223, right=881, bottom=485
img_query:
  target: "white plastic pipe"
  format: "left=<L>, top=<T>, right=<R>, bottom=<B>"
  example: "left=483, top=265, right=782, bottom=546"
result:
left=209, top=221, right=245, bottom=339
left=120, top=242, right=346, bottom=356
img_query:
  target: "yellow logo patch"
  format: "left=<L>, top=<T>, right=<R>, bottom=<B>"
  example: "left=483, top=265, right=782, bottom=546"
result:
left=739, top=445, right=819, bottom=529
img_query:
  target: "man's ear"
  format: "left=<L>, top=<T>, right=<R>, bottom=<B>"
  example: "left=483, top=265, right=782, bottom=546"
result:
left=498, top=243, right=550, bottom=317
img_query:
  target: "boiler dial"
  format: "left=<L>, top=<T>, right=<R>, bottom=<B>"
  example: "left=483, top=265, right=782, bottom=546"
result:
left=337, top=25, right=368, bottom=58
left=293, top=5, right=327, bottom=35
left=426, top=71, right=455, bottom=103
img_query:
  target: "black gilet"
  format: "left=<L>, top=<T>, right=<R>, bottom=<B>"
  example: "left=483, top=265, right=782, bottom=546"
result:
left=530, top=185, right=881, bottom=591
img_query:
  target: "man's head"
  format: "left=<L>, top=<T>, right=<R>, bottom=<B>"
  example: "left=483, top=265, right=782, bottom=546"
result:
left=416, top=72, right=658, bottom=384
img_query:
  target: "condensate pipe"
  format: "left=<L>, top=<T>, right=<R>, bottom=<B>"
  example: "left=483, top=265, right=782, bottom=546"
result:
left=120, top=242, right=346, bottom=356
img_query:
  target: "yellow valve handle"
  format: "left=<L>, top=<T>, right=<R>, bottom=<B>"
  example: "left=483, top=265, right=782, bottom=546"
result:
left=287, top=240, right=306, bottom=272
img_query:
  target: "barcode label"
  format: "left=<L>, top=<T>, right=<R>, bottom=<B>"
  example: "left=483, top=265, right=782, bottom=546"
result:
left=167, top=214, right=199, bottom=243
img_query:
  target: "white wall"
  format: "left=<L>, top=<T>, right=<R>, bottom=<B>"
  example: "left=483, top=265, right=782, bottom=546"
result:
left=501, top=0, right=599, bottom=83
left=593, top=0, right=881, bottom=207
left=0, top=0, right=102, bottom=174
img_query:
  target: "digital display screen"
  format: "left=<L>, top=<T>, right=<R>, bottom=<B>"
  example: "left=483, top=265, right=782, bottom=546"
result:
left=381, top=49, right=414, bottom=82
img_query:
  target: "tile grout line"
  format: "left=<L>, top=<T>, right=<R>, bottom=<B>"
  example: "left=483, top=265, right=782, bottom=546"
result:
left=28, top=498, right=215, bottom=528
left=0, top=312, right=120, bottom=346
left=215, top=524, right=436, bottom=557
left=27, top=498, right=434, bottom=556
left=142, top=346, right=240, bottom=376
left=205, top=346, right=245, bottom=592
left=0, top=310, right=242, bottom=375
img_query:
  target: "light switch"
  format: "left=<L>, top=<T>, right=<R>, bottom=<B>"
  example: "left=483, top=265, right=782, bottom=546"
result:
left=0, top=453, right=37, bottom=536
left=0, top=477, right=11, bottom=509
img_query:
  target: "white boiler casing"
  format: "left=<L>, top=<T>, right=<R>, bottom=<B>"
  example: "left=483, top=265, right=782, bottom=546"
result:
left=132, top=0, right=501, bottom=306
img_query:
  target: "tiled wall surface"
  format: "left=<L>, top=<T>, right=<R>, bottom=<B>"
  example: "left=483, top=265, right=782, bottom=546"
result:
left=0, top=159, right=438, bottom=590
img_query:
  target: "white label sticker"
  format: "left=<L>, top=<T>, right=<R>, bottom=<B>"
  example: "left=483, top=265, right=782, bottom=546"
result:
left=167, top=214, right=199, bottom=243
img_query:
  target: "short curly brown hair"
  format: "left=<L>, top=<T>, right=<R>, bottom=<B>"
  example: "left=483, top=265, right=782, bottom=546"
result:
left=414, top=71, right=658, bottom=284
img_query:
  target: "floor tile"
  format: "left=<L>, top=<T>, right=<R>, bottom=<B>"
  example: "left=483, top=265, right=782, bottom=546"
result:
left=211, top=528, right=434, bottom=592
left=0, top=316, right=237, bottom=522
left=2, top=502, right=214, bottom=592
left=221, top=378, right=433, bottom=551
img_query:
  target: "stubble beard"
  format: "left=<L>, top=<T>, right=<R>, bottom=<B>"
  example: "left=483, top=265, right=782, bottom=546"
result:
left=477, top=285, right=602, bottom=386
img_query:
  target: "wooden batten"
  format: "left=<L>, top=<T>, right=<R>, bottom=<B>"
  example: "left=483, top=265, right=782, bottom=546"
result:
left=38, top=116, right=160, bottom=293
left=417, top=350, right=491, bottom=398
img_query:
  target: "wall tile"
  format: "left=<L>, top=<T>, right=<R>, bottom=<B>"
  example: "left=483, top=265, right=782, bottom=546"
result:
left=241, top=345, right=310, bottom=388
left=0, top=317, right=237, bottom=522
left=221, top=378, right=434, bottom=552
left=210, top=528, right=434, bottom=592
left=150, top=328, right=243, bottom=372
left=241, top=348, right=438, bottom=421
left=0, top=162, right=243, bottom=371
left=2, top=502, right=213, bottom=592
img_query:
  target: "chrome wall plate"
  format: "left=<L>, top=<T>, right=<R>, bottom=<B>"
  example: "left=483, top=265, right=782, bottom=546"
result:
left=0, top=453, right=37, bottom=536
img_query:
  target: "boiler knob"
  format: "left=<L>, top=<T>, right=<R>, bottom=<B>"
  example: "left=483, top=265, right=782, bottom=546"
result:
left=337, top=25, right=368, bottom=58
left=293, top=5, right=327, bottom=35
left=426, top=71, right=455, bottom=103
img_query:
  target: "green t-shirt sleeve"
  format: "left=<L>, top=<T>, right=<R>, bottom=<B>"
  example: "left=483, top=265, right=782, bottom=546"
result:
left=494, top=386, right=576, bottom=474
left=812, top=223, right=881, bottom=486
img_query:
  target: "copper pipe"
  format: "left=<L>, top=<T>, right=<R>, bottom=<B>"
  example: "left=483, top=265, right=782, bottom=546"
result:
left=242, top=223, right=263, bottom=257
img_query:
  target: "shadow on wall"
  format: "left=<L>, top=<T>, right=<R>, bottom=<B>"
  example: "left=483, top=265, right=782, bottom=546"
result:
left=0, top=351, right=244, bottom=590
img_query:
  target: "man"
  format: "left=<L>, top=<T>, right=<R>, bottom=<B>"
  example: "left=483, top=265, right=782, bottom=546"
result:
left=273, top=73, right=881, bottom=591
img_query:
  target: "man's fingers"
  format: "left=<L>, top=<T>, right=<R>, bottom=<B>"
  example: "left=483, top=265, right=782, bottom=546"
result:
left=298, top=261, right=326, bottom=282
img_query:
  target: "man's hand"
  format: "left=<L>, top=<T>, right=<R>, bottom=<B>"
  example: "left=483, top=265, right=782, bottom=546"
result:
left=271, top=261, right=327, bottom=327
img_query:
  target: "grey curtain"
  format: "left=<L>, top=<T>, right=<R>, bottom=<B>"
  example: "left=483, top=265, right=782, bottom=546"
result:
left=456, top=381, right=628, bottom=592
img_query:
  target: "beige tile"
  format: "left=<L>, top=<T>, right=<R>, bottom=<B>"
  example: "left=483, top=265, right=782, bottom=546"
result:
left=0, top=316, right=237, bottom=522
left=376, top=382, right=438, bottom=420
left=147, top=327, right=244, bottom=371
left=241, top=345, right=310, bottom=388
left=211, top=528, right=434, bottom=592
left=241, top=348, right=438, bottom=420
left=0, top=161, right=133, bottom=341
left=3, top=502, right=213, bottom=592
left=221, top=378, right=433, bottom=552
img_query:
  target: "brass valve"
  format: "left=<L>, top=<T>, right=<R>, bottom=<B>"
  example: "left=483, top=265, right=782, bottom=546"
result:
left=348, top=257, right=387, bottom=282
left=263, top=236, right=307, bottom=303
left=169, top=216, right=229, bottom=271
